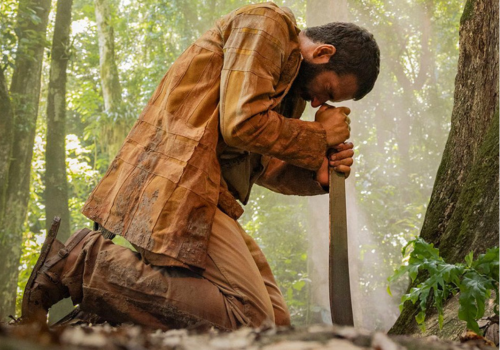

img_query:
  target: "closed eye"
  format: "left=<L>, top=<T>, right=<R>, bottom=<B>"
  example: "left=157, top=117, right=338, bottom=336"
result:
left=327, top=86, right=335, bottom=101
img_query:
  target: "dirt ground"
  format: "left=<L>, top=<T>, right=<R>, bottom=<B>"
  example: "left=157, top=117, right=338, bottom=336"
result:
left=1, top=321, right=498, bottom=350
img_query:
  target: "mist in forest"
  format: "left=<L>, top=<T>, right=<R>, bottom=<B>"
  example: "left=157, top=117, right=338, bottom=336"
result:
left=0, top=0, right=462, bottom=329
left=287, top=0, right=462, bottom=331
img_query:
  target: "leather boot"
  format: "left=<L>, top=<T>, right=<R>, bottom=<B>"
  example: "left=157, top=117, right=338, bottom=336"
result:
left=21, top=217, right=92, bottom=324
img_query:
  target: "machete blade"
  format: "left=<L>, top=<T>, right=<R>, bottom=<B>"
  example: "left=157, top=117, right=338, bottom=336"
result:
left=329, top=167, right=354, bottom=326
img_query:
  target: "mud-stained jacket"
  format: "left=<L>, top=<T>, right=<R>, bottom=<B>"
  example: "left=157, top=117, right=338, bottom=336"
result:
left=82, top=2, right=328, bottom=270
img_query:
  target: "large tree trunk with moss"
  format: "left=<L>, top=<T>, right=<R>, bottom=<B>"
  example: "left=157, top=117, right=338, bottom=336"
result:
left=45, top=0, right=74, bottom=324
left=94, top=0, right=125, bottom=160
left=389, top=0, right=499, bottom=338
left=0, top=0, right=52, bottom=320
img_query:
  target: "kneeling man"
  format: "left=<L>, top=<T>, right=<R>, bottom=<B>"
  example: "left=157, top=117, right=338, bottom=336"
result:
left=23, top=2, right=379, bottom=330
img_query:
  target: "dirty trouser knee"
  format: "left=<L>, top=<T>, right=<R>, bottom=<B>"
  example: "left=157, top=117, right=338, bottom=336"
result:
left=62, top=209, right=290, bottom=330
left=239, top=230, right=290, bottom=326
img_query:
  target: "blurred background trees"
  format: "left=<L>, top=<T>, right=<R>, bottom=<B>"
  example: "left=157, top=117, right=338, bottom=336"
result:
left=0, top=0, right=470, bottom=331
left=1, top=0, right=52, bottom=318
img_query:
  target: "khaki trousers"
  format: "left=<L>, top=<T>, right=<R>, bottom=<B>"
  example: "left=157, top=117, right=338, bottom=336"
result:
left=63, top=209, right=290, bottom=330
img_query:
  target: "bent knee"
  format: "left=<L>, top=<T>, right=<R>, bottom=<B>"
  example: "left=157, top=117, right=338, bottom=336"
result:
left=274, top=307, right=291, bottom=326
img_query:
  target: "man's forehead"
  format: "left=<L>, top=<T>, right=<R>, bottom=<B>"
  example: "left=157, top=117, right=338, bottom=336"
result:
left=328, top=72, right=358, bottom=102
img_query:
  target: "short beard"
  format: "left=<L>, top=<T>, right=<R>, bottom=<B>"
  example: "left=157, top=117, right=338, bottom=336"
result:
left=292, top=60, right=328, bottom=101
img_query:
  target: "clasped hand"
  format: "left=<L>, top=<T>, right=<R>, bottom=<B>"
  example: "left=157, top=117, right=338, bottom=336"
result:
left=314, top=105, right=354, bottom=187
left=315, top=104, right=351, bottom=147
left=315, top=142, right=354, bottom=186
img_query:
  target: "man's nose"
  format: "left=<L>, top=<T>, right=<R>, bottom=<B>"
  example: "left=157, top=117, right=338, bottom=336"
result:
left=311, top=97, right=322, bottom=108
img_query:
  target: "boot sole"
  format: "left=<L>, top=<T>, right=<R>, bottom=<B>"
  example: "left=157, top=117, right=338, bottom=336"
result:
left=21, top=217, right=61, bottom=319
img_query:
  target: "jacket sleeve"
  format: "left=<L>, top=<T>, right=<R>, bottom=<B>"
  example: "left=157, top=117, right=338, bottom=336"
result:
left=256, top=156, right=328, bottom=196
left=219, top=7, right=327, bottom=171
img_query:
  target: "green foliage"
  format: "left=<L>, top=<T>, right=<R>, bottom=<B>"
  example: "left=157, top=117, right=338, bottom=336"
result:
left=16, top=231, right=44, bottom=316
left=0, top=0, right=18, bottom=70
left=388, top=238, right=499, bottom=333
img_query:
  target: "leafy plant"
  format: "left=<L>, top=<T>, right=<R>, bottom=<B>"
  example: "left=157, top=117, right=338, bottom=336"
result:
left=388, top=238, right=499, bottom=333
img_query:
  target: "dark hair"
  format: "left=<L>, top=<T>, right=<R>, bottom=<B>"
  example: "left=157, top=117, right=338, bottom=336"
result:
left=304, top=22, right=380, bottom=100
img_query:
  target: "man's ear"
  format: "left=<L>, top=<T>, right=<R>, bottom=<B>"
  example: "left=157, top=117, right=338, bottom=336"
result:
left=312, top=44, right=336, bottom=64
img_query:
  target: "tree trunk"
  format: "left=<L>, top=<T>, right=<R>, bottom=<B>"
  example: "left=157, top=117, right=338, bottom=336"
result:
left=94, top=0, right=121, bottom=115
left=389, top=0, right=499, bottom=337
left=45, top=0, right=72, bottom=247
left=45, top=0, right=74, bottom=324
left=94, top=0, right=125, bottom=160
left=0, top=69, right=13, bottom=231
left=0, top=0, right=52, bottom=320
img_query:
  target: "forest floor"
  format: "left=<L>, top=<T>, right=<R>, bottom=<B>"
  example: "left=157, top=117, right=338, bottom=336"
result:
left=0, top=322, right=498, bottom=350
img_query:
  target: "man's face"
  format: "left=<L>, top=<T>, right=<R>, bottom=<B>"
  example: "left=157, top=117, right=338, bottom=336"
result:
left=295, top=60, right=359, bottom=108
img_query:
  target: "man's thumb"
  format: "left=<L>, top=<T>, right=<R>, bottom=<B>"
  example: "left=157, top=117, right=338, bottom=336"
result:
left=337, top=106, right=351, bottom=115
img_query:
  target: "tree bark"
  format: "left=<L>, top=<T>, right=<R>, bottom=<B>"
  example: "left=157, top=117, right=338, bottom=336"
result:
left=94, top=0, right=124, bottom=160
left=0, top=0, right=52, bottom=319
left=419, top=0, right=498, bottom=258
left=94, top=0, right=121, bottom=115
left=0, top=69, right=13, bottom=231
left=389, top=0, right=499, bottom=336
left=45, top=0, right=74, bottom=324
left=45, top=0, right=72, bottom=245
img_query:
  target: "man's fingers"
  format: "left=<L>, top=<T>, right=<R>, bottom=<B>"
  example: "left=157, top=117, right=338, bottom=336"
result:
left=332, top=165, right=351, bottom=178
left=338, top=106, right=351, bottom=115
left=341, top=109, right=351, bottom=133
left=329, top=158, right=354, bottom=167
left=333, top=142, right=354, bottom=151
left=329, top=139, right=353, bottom=178
left=329, top=149, right=354, bottom=161
left=318, top=104, right=332, bottom=112
left=344, top=115, right=351, bottom=132
left=346, top=142, right=354, bottom=149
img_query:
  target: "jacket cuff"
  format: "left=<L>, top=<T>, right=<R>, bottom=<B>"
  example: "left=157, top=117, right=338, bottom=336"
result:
left=283, top=119, right=327, bottom=171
